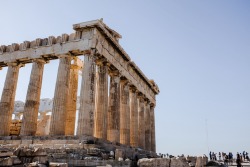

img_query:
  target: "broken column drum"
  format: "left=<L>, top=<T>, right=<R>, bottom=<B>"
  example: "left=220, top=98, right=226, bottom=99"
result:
left=0, top=19, right=159, bottom=152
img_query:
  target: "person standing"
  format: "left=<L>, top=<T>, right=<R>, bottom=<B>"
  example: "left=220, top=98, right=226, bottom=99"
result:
left=224, top=154, right=229, bottom=167
left=243, top=151, right=246, bottom=161
left=236, top=153, right=242, bottom=167
left=246, top=152, right=249, bottom=161
left=219, top=152, right=221, bottom=161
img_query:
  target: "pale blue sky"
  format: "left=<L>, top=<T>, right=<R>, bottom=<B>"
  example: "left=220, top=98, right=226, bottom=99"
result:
left=0, top=1, right=249, bottom=156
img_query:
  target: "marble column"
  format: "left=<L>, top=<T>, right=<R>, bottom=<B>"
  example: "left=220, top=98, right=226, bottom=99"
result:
left=49, top=56, right=71, bottom=135
left=120, top=78, right=130, bottom=145
left=65, top=58, right=82, bottom=135
left=107, top=70, right=120, bottom=143
left=0, top=63, right=21, bottom=136
left=77, top=54, right=96, bottom=136
left=144, top=100, right=151, bottom=151
left=20, top=59, right=46, bottom=136
left=150, top=104, right=156, bottom=152
left=94, top=59, right=108, bottom=139
left=129, top=86, right=138, bottom=147
left=138, top=94, right=145, bottom=149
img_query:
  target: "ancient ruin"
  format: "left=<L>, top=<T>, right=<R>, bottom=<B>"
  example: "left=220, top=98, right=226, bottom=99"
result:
left=0, top=19, right=159, bottom=166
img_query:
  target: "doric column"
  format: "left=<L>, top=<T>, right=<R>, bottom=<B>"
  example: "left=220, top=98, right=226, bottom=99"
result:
left=144, top=100, right=151, bottom=151
left=77, top=53, right=96, bottom=136
left=50, top=56, right=71, bottom=135
left=94, top=58, right=108, bottom=139
left=129, top=86, right=138, bottom=147
left=107, top=70, right=120, bottom=143
left=65, top=58, right=82, bottom=135
left=150, top=103, right=156, bottom=152
left=120, top=78, right=130, bottom=145
left=0, top=63, right=22, bottom=136
left=138, top=94, right=145, bottom=149
left=20, top=59, right=46, bottom=136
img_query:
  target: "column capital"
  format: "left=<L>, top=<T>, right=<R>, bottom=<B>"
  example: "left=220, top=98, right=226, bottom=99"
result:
left=137, top=92, right=146, bottom=102
left=120, top=77, right=129, bottom=85
left=150, top=103, right=155, bottom=108
left=144, top=98, right=150, bottom=105
left=129, top=85, right=137, bottom=93
left=6, top=62, right=25, bottom=68
left=71, top=57, right=83, bottom=70
left=109, top=69, right=120, bottom=77
left=33, top=58, right=49, bottom=64
left=96, top=57, right=108, bottom=66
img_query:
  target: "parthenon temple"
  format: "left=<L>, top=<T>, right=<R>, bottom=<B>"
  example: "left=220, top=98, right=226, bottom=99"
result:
left=0, top=19, right=159, bottom=154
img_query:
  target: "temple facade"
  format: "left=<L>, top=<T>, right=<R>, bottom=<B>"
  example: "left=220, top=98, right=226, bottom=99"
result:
left=0, top=19, right=159, bottom=152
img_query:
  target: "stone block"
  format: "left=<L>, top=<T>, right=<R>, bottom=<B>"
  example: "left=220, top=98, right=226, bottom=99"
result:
left=0, top=157, right=13, bottom=166
left=115, top=149, right=124, bottom=161
left=11, top=155, right=22, bottom=165
left=49, top=162, right=68, bottom=167
left=83, top=144, right=99, bottom=149
left=87, top=148, right=101, bottom=155
left=33, top=156, right=48, bottom=164
left=21, top=140, right=33, bottom=145
left=8, top=140, right=21, bottom=145
left=33, top=140, right=68, bottom=145
left=171, top=158, right=189, bottom=167
left=10, top=130, right=19, bottom=135
left=138, top=158, right=170, bottom=167
left=0, top=151, right=13, bottom=157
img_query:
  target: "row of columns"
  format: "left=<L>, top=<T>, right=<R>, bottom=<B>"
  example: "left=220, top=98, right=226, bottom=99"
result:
left=0, top=53, right=156, bottom=152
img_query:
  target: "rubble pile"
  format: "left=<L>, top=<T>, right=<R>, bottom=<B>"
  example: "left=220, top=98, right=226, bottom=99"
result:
left=137, top=155, right=208, bottom=167
left=0, top=136, right=156, bottom=167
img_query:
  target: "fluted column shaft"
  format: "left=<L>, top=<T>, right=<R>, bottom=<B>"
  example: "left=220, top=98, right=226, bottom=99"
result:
left=65, top=59, right=81, bottom=135
left=144, top=101, right=151, bottom=151
left=107, top=71, right=120, bottom=143
left=94, top=60, right=108, bottom=139
left=20, top=60, right=46, bottom=136
left=150, top=104, right=156, bottom=152
left=129, top=87, right=138, bottom=147
left=120, top=79, right=130, bottom=145
left=138, top=95, right=145, bottom=149
left=0, top=64, right=21, bottom=136
left=50, top=56, right=71, bottom=135
left=77, top=54, right=96, bottom=136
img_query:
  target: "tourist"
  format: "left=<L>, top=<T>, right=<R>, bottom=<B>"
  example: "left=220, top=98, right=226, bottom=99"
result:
left=224, top=154, right=229, bottom=167
left=243, top=151, right=246, bottom=161
left=219, top=152, right=221, bottom=161
left=229, top=152, right=233, bottom=165
left=212, top=152, right=217, bottom=161
left=110, top=150, right=114, bottom=159
left=209, top=151, right=212, bottom=160
left=236, top=153, right=242, bottom=167
left=246, top=152, right=249, bottom=161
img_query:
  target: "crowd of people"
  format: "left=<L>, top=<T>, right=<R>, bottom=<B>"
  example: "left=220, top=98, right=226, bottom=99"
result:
left=209, top=151, right=249, bottom=166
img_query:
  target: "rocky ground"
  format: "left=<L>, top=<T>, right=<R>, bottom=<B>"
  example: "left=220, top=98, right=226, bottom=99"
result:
left=0, top=135, right=156, bottom=167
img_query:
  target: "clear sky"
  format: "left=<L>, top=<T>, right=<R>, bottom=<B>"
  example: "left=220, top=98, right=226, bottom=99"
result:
left=0, top=1, right=249, bottom=156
